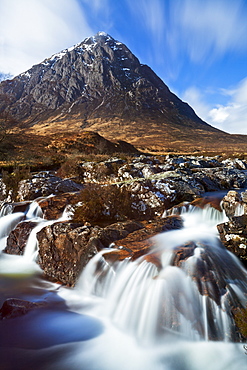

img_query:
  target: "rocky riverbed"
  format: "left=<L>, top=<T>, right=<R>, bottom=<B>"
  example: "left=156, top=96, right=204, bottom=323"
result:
left=1, top=153, right=247, bottom=285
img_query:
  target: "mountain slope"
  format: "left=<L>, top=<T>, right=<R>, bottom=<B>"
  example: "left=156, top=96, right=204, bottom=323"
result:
left=0, top=32, right=246, bottom=152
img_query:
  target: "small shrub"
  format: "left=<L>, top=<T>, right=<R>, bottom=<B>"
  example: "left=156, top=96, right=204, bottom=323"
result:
left=2, top=166, right=30, bottom=201
left=57, top=157, right=84, bottom=180
left=73, top=184, right=139, bottom=224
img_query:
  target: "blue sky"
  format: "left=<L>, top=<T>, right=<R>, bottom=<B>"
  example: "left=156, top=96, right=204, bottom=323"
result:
left=0, top=0, right=246, bottom=134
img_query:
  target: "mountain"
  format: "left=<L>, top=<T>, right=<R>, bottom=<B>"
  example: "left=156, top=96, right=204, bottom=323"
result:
left=0, top=73, right=13, bottom=82
left=0, top=32, right=246, bottom=152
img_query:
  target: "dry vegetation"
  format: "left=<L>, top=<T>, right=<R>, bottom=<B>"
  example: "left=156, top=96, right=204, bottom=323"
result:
left=72, top=184, right=143, bottom=224
left=1, top=125, right=247, bottom=172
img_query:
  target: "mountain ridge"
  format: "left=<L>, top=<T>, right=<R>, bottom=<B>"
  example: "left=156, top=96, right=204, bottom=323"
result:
left=1, top=32, right=246, bottom=152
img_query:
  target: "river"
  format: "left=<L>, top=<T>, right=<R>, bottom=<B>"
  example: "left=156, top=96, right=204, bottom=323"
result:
left=0, top=199, right=247, bottom=369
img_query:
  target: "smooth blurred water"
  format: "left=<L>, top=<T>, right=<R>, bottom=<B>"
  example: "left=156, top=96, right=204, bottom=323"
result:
left=0, top=199, right=247, bottom=369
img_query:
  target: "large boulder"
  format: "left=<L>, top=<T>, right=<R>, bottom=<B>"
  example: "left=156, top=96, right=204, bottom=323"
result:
left=36, top=220, right=143, bottom=286
left=105, top=216, right=184, bottom=263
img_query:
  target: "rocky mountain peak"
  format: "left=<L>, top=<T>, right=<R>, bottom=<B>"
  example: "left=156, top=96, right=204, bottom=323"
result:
left=0, top=32, right=225, bottom=149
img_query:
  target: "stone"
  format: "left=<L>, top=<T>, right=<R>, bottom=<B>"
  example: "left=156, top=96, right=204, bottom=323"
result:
left=221, top=191, right=242, bottom=218
left=38, top=192, right=81, bottom=220
left=36, top=220, right=143, bottom=286
left=4, top=220, right=39, bottom=255
left=217, top=215, right=247, bottom=264
left=18, top=172, right=83, bottom=201
left=0, top=298, right=46, bottom=320
left=36, top=222, right=96, bottom=286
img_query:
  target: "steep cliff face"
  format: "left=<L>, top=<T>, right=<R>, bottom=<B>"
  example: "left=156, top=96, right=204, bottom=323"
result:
left=1, top=32, right=235, bottom=152
left=0, top=32, right=212, bottom=128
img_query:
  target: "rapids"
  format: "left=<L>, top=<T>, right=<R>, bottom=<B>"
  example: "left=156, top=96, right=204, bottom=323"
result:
left=0, top=199, right=247, bottom=369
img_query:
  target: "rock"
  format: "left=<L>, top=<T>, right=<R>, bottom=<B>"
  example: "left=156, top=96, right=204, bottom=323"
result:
left=38, top=192, right=81, bottom=220
left=4, top=220, right=39, bottom=255
left=89, top=221, right=143, bottom=248
left=18, top=171, right=83, bottom=201
left=192, top=167, right=247, bottom=191
left=217, top=215, right=247, bottom=264
left=221, top=191, right=243, bottom=218
left=0, top=298, right=46, bottom=320
left=190, top=197, right=223, bottom=212
left=36, top=220, right=143, bottom=286
left=171, top=239, right=245, bottom=308
left=37, top=222, right=97, bottom=286
left=110, top=216, right=184, bottom=261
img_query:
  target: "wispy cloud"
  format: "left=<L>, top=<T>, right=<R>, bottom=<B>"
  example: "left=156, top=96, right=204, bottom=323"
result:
left=81, top=0, right=109, bottom=13
left=126, top=0, right=166, bottom=64
left=182, top=78, right=247, bottom=134
left=0, top=0, right=93, bottom=75
left=169, top=0, right=247, bottom=64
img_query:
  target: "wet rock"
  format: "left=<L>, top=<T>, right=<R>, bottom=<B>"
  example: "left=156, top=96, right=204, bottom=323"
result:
left=110, top=216, right=184, bottom=261
left=37, top=222, right=97, bottom=286
left=89, top=221, right=143, bottom=249
left=221, top=191, right=242, bottom=218
left=36, top=220, right=143, bottom=286
left=171, top=240, right=243, bottom=307
left=217, top=215, right=247, bottom=264
left=4, top=221, right=39, bottom=255
left=38, top=192, right=81, bottom=220
left=0, top=298, right=46, bottom=320
left=190, top=197, right=222, bottom=212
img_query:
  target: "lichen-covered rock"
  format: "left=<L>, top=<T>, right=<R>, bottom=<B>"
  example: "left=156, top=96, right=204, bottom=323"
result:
left=217, top=215, right=247, bottom=264
left=36, top=220, right=143, bottom=286
left=18, top=171, right=83, bottom=201
left=221, top=191, right=243, bottom=218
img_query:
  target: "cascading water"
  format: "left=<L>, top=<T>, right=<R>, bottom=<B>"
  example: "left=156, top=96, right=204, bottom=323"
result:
left=0, top=199, right=247, bottom=369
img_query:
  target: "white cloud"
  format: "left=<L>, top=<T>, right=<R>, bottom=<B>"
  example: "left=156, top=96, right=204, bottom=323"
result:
left=208, top=78, right=247, bottom=134
left=182, top=78, right=247, bottom=134
left=182, top=87, right=211, bottom=121
left=169, top=0, right=247, bottom=63
left=0, top=0, right=93, bottom=75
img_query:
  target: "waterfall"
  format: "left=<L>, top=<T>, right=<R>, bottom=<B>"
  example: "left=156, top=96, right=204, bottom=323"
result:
left=24, top=204, right=72, bottom=261
left=0, top=212, right=25, bottom=251
left=76, top=204, right=247, bottom=345
left=1, top=198, right=247, bottom=369
left=0, top=200, right=71, bottom=274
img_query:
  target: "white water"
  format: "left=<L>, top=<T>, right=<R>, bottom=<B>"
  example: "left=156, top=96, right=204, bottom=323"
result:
left=0, top=199, right=247, bottom=369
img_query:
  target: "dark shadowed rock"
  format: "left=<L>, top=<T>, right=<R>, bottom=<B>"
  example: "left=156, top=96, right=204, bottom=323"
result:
left=4, top=220, right=38, bottom=255
left=0, top=298, right=46, bottom=320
